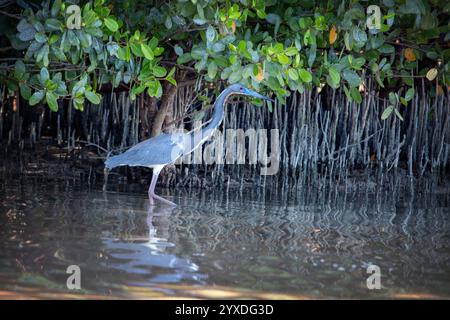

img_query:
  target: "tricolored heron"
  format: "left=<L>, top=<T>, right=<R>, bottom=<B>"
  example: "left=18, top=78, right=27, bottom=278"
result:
left=105, top=84, right=273, bottom=205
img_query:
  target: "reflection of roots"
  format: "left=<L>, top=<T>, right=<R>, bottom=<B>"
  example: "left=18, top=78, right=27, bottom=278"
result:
left=175, top=166, right=251, bottom=189
left=176, top=168, right=213, bottom=189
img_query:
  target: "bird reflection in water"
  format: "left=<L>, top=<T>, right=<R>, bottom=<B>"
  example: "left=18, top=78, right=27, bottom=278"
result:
left=102, top=203, right=206, bottom=284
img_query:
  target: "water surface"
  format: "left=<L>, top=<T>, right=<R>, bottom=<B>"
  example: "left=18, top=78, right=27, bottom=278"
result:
left=0, top=179, right=449, bottom=299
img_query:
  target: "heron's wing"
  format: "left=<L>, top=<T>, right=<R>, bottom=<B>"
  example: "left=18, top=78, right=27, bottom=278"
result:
left=105, top=133, right=186, bottom=169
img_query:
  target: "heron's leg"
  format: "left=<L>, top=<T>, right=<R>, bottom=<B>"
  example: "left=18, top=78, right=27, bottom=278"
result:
left=148, top=170, right=176, bottom=206
left=148, top=172, right=158, bottom=195
left=147, top=172, right=160, bottom=205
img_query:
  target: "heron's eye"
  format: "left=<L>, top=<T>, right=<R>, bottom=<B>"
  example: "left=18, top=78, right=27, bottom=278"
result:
left=239, top=87, right=243, bottom=91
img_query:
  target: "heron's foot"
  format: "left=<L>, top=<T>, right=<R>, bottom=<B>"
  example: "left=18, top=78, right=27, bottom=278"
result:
left=148, top=191, right=176, bottom=206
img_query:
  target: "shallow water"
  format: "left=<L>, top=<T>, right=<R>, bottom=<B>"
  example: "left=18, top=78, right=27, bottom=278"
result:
left=0, top=178, right=449, bottom=299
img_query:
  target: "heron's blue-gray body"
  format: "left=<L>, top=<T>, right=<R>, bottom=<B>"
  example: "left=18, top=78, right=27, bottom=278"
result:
left=104, top=84, right=272, bottom=205
left=105, top=133, right=185, bottom=170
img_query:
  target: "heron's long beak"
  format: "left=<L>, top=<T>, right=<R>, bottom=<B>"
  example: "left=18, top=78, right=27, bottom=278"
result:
left=248, top=89, right=274, bottom=102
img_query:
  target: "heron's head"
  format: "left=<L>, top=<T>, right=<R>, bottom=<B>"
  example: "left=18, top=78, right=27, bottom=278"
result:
left=229, top=84, right=274, bottom=102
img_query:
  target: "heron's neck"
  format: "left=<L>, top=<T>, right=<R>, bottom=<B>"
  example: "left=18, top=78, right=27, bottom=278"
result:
left=202, top=88, right=230, bottom=135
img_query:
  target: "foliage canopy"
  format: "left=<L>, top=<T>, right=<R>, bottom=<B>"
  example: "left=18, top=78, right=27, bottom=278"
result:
left=0, top=0, right=448, bottom=119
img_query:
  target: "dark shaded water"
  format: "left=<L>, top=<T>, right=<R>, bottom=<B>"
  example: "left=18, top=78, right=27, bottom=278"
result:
left=0, top=178, right=449, bottom=299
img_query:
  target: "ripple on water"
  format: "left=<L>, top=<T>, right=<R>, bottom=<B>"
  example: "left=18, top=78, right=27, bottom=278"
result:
left=0, top=180, right=449, bottom=299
